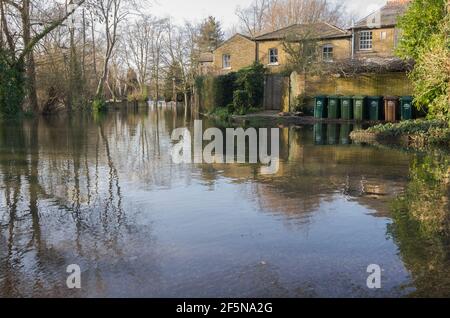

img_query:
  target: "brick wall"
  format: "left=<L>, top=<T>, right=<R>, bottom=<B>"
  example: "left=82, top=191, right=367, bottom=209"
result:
left=287, top=71, right=413, bottom=112
left=213, top=35, right=256, bottom=74
left=257, top=38, right=352, bottom=73
left=354, top=27, right=398, bottom=58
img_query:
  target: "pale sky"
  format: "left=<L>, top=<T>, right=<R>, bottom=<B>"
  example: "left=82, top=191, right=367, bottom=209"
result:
left=149, top=0, right=387, bottom=30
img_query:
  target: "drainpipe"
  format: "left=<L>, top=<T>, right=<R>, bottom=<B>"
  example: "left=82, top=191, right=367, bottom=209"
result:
left=351, top=19, right=355, bottom=60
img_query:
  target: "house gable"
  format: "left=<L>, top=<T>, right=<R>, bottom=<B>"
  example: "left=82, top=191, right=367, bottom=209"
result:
left=212, top=34, right=256, bottom=74
left=352, top=0, right=411, bottom=58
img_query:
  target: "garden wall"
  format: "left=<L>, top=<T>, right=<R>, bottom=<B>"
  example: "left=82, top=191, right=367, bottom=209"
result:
left=286, top=71, right=414, bottom=112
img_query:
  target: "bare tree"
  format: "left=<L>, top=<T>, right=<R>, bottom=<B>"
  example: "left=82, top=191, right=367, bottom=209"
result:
left=164, top=20, right=199, bottom=114
left=236, top=0, right=348, bottom=37
left=122, top=15, right=167, bottom=101
left=89, top=0, right=134, bottom=100
left=236, top=0, right=270, bottom=37
left=149, top=18, right=166, bottom=102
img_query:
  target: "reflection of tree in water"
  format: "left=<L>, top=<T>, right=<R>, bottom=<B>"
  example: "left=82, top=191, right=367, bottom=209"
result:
left=388, top=154, right=450, bottom=297
left=0, top=111, right=162, bottom=297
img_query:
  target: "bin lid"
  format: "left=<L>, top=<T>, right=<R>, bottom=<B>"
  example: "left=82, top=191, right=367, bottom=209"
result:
left=367, top=96, right=383, bottom=99
left=315, top=95, right=327, bottom=99
left=384, top=96, right=399, bottom=100
left=328, top=95, right=341, bottom=98
left=339, top=96, right=354, bottom=99
left=352, top=95, right=366, bottom=99
left=400, top=96, right=413, bottom=101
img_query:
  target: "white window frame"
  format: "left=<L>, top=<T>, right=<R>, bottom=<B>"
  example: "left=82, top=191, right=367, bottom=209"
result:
left=322, top=44, right=334, bottom=61
left=380, top=31, right=387, bottom=40
left=268, top=48, right=279, bottom=65
left=359, top=31, right=373, bottom=50
left=222, top=54, right=231, bottom=69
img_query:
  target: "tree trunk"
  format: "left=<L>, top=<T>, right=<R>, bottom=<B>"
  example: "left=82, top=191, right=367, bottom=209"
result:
left=21, top=0, right=39, bottom=113
left=90, top=12, right=97, bottom=78
left=96, top=58, right=110, bottom=99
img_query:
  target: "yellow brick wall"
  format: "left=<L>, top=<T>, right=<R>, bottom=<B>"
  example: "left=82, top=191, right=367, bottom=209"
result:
left=257, top=38, right=352, bottom=73
left=354, top=27, right=398, bottom=58
left=213, top=36, right=256, bottom=73
left=257, top=40, right=290, bottom=73
left=318, top=38, right=352, bottom=60
left=302, top=73, right=411, bottom=96
left=287, top=71, right=413, bottom=111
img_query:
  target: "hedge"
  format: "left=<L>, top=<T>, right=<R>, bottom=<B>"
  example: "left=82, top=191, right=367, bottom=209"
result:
left=195, top=62, right=266, bottom=114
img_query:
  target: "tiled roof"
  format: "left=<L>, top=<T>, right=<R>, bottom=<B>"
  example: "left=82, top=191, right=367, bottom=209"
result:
left=254, top=22, right=350, bottom=41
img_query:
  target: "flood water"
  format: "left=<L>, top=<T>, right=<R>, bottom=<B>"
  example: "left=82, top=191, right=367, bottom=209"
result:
left=1, top=105, right=449, bottom=298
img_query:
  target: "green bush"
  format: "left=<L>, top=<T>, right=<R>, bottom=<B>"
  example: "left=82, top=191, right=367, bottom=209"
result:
left=396, top=0, right=450, bottom=121
left=235, top=62, right=265, bottom=109
left=233, top=90, right=250, bottom=115
left=195, top=62, right=266, bottom=114
left=367, top=119, right=448, bottom=136
left=396, top=0, right=447, bottom=60
left=409, top=29, right=450, bottom=120
left=364, top=119, right=450, bottom=147
left=213, top=72, right=237, bottom=108
left=0, top=52, right=25, bottom=117
left=92, top=98, right=108, bottom=112
left=210, top=107, right=232, bottom=121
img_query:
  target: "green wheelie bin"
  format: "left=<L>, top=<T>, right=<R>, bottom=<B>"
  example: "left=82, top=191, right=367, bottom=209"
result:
left=353, top=96, right=367, bottom=121
left=340, top=96, right=353, bottom=120
left=340, top=124, right=352, bottom=145
left=400, top=96, right=414, bottom=121
left=327, top=124, right=339, bottom=145
left=367, top=96, right=383, bottom=121
left=314, top=124, right=325, bottom=145
left=328, top=96, right=341, bottom=119
left=314, top=96, right=328, bottom=119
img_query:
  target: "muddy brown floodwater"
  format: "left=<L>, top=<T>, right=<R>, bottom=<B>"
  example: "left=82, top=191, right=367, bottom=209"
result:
left=0, top=104, right=449, bottom=297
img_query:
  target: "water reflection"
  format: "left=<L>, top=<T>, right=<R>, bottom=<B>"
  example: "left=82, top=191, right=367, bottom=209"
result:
left=0, top=105, right=448, bottom=297
left=388, top=154, right=450, bottom=297
left=313, top=124, right=357, bottom=146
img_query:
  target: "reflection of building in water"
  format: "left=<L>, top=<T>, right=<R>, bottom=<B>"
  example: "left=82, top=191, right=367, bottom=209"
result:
left=198, top=125, right=410, bottom=218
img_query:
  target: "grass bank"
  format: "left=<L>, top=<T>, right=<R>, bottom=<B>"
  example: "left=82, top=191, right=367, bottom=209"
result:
left=351, top=119, right=450, bottom=150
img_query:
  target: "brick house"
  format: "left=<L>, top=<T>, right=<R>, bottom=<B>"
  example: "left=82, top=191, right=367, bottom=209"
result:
left=350, top=0, right=411, bottom=59
left=212, top=33, right=256, bottom=74
left=253, top=22, right=351, bottom=73
left=205, top=0, right=411, bottom=76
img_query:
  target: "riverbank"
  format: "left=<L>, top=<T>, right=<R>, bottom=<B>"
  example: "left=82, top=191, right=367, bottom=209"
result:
left=204, top=110, right=379, bottom=126
left=350, top=120, right=450, bottom=150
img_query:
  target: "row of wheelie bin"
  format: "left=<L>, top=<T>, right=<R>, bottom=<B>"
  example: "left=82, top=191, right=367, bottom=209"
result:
left=314, top=95, right=414, bottom=122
